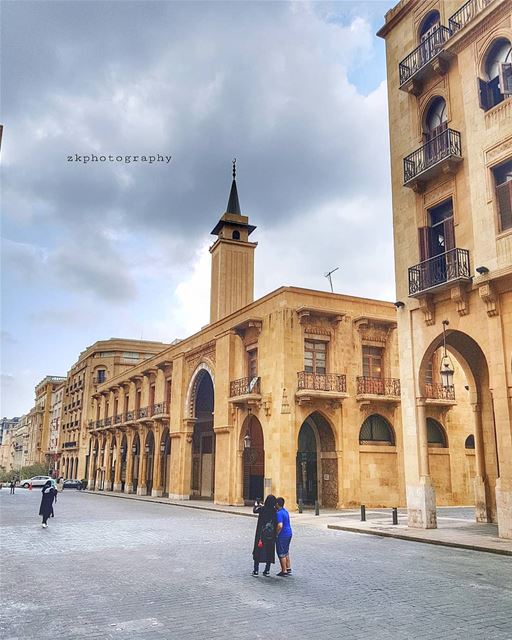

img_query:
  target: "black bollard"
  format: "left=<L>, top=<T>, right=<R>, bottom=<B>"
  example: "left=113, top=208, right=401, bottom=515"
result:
left=360, top=505, right=366, bottom=521
left=298, top=499, right=303, bottom=514
left=392, top=507, right=398, bottom=525
left=315, top=500, right=319, bottom=516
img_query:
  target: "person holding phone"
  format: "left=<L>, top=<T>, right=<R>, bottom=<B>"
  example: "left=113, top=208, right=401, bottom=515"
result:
left=251, top=494, right=277, bottom=576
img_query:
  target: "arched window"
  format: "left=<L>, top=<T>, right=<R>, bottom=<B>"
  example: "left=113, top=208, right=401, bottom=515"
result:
left=427, top=418, right=447, bottom=448
left=465, top=435, right=475, bottom=449
left=424, top=97, right=447, bottom=135
left=419, top=10, right=440, bottom=42
left=478, top=38, right=512, bottom=111
left=359, top=414, right=395, bottom=445
left=232, top=230, right=240, bottom=240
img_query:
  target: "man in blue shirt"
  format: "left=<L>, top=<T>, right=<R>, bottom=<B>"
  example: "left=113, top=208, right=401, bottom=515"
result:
left=275, top=496, right=292, bottom=576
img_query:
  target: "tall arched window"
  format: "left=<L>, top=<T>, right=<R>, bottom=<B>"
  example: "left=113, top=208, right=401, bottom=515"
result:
left=465, top=434, right=475, bottom=449
left=359, top=414, right=395, bottom=445
left=478, top=38, right=512, bottom=111
left=424, top=97, right=447, bottom=137
left=419, top=11, right=440, bottom=42
left=427, top=418, right=447, bottom=448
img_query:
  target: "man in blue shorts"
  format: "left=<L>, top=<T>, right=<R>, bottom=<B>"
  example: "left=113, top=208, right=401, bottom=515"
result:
left=275, top=496, right=292, bottom=576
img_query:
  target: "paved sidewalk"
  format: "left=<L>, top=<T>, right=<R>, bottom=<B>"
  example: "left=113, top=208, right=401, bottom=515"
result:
left=85, top=490, right=512, bottom=556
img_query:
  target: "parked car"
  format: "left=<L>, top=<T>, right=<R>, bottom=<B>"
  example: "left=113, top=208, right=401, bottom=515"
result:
left=20, top=475, right=52, bottom=488
left=62, top=479, right=82, bottom=490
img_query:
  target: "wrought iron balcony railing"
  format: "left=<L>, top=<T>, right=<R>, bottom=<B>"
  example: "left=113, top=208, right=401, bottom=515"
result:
left=357, top=377, right=401, bottom=397
left=404, top=129, right=462, bottom=185
left=399, top=26, right=451, bottom=87
left=230, top=377, right=261, bottom=397
left=125, top=411, right=135, bottom=422
left=138, top=406, right=149, bottom=419
left=63, top=441, right=78, bottom=449
left=152, top=401, right=169, bottom=416
left=88, top=420, right=95, bottom=430
left=425, top=382, right=456, bottom=401
left=449, top=0, right=495, bottom=33
left=114, top=414, right=123, bottom=424
left=297, top=371, right=346, bottom=393
left=105, top=417, right=112, bottom=426
left=97, top=419, right=104, bottom=428
left=409, top=248, right=471, bottom=296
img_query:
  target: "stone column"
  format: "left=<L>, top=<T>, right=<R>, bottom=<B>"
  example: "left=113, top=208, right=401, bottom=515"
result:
left=234, top=449, right=244, bottom=506
left=137, top=443, right=147, bottom=495
left=87, top=449, right=96, bottom=490
left=407, top=398, right=437, bottom=529
left=472, top=403, right=490, bottom=522
left=113, top=437, right=123, bottom=492
left=124, top=431, right=134, bottom=494
left=152, top=444, right=163, bottom=497
left=335, top=450, right=344, bottom=509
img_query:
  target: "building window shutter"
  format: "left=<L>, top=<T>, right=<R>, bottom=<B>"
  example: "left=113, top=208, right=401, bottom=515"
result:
left=498, top=63, right=512, bottom=97
left=496, top=181, right=512, bottom=232
left=418, top=227, right=430, bottom=261
left=477, top=77, right=491, bottom=111
left=443, top=217, right=455, bottom=251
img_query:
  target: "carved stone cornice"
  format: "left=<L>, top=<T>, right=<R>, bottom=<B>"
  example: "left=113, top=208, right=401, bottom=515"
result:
left=296, top=307, right=344, bottom=326
left=186, top=341, right=216, bottom=370
left=354, top=317, right=396, bottom=345
left=418, top=295, right=435, bottom=326
left=451, top=284, right=469, bottom=316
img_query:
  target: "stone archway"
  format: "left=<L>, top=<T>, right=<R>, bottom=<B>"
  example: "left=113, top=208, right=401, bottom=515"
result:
left=119, top=434, right=127, bottom=492
left=145, top=430, right=155, bottom=495
left=132, top=432, right=140, bottom=493
left=241, top=415, right=264, bottom=503
left=189, top=368, right=215, bottom=499
left=160, top=428, right=171, bottom=497
left=296, top=412, right=338, bottom=508
left=418, top=330, right=498, bottom=524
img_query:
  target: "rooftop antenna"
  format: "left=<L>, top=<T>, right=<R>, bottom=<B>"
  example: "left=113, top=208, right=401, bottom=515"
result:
left=324, top=267, right=339, bottom=293
left=232, top=157, right=236, bottom=179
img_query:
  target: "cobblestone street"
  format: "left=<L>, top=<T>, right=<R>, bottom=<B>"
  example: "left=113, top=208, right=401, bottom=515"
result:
left=1, top=490, right=511, bottom=640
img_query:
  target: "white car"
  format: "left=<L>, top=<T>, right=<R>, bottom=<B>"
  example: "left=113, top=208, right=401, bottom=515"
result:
left=20, top=476, right=52, bottom=488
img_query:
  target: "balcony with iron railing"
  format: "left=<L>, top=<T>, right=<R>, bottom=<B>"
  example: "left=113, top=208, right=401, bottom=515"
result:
left=151, top=401, right=169, bottom=417
left=125, top=411, right=136, bottom=423
left=296, top=371, right=347, bottom=406
left=356, top=377, right=401, bottom=401
left=408, top=248, right=471, bottom=297
left=448, top=0, right=496, bottom=34
left=105, top=417, right=112, bottom=427
left=114, top=414, right=123, bottom=425
left=403, top=129, right=462, bottom=189
left=399, top=26, right=452, bottom=94
left=424, top=382, right=456, bottom=405
left=229, top=377, right=261, bottom=407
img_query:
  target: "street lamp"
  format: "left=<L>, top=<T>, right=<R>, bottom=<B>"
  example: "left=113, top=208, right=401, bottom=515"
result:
left=160, top=443, right=166, bottom=454
left=132, top=444, right=137, bottom=454
left=243, top=429, right=252, bottom=449
left=440, top=320, right=455, bottom=390
left=145, top=443, right=150, bottom=454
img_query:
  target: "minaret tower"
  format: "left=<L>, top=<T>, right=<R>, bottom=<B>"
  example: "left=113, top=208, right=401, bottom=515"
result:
left=210, top=160, right=257, bottom=323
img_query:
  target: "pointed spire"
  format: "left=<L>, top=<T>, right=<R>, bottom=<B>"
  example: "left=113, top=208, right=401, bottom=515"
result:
left=226, top=158, right=241, bottom=215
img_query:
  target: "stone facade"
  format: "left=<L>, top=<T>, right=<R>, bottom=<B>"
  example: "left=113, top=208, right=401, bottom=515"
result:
left=378, top=0, right=512, bottom=537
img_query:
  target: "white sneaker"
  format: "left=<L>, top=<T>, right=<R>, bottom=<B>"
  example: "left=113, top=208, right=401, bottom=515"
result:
left=42, top=523, right=48, bottom=528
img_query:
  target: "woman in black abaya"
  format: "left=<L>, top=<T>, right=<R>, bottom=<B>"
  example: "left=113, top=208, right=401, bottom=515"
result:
left=252, top=494, right=277, bottom=576
left=39, top=480, right=57, bottom=528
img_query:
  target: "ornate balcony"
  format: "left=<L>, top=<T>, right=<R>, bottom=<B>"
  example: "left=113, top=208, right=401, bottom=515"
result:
left=88, top=420, right=95, bottom=430
left=229, top=377, right=261, bottom=407
left=404, top=129, right=462, bottom=190
left=296, top=372, right=347, bottom=407
left=356, top=377, right=401, bottom=402
left=105, top=417, right=112, bottom=427
left=409, top=248, right=471, bottom=297
left=138, top=406, right=149, bottom=420
left=125, top=411, right=136, bottom=423
left=399, top=26, right=452, bottom=95
left=151, top=401, right=169, bottom=417
left=425, top=382, right=456, bottom=406
left=97, top=419, right=104, bottom=429
left=114, top=414, right=123, bottom=425
left=448, top=0, right=495, bottom=34
left=62, top=441, right=78, bottom=449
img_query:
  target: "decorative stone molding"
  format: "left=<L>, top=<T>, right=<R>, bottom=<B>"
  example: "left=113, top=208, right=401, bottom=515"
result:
left=479, top=283, right=499, bottom=317
left=296, top=307, right=344, bottom=326
left=281, top=388, right=290, bottom=414
left=186, top=340, right=216, bottom=371
left=451, top=284, right=469, bottom=316
left=262, top=394, right=272, bottom=417
left=232, top=318, right=262, bottom=339
left=419, top=295, right=435, bottom=326
left=303, top=325, right=332, bottom=337
left=354, top=317, right=396, bottom=346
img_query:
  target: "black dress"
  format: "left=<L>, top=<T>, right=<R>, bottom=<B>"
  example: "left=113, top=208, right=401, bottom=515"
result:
left=252, top=505, right=277, bottom=564
left=39, top=487, right=57, bottom=520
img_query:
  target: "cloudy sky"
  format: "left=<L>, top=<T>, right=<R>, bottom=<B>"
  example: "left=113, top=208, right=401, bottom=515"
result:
left=1, top=0, right=393, bottom=417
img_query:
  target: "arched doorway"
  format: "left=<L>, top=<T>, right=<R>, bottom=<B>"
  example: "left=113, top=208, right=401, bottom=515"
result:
left=190, top=370, right=215, bottom=499
left=241, top=415, right=264, bottom=503
left=418, top=330, right=498, bottom=522
left=108, top=438, right=116, bottom=491
left=296, top=412, right=338, bottom=507
left=160, top=429, right=171, bottom=497
left=120, top=434, right=127, bottom=492
left=132, top=432, right=140, bottom=493
left=145, top=431, right=155, bottom=495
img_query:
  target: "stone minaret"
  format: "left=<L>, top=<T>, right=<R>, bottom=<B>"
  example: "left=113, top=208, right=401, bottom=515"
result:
left=210, top=160, right=257, bottom=323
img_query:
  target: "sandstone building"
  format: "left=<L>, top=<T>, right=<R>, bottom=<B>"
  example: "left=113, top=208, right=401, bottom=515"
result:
left=378, top=0, right=512, bottom=538
left=86, top=170, right=476, bottom=510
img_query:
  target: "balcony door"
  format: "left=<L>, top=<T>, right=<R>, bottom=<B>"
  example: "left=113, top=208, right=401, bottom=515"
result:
left=423, top=97, right=448, bottom=166
left=418, top=199, right=454, bottom=290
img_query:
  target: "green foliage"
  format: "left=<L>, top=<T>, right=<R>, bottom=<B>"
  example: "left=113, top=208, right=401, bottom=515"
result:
left=18, top=463, right=49, bottom=480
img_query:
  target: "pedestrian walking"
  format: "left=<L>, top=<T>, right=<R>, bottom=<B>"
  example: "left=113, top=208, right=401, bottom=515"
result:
left=252, top=494, right=277, bottom=576
left=9, top=477, right=16, bottom=494
left=39, top=480, right=57, bottom=528
left=275, top=497, right=293, bottom=576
